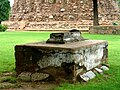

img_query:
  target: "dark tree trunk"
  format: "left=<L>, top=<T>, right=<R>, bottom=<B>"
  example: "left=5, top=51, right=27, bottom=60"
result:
left=0, top=21, right=1, bottom=24
left=93, top=0, right=99, bottom=26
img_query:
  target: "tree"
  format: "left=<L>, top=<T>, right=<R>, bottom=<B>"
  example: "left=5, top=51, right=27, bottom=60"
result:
left=118, top=0, right=120, bottom=7
left=0, top=0, right=11, bottom=24
left=93, top=0, right=99, bottom=26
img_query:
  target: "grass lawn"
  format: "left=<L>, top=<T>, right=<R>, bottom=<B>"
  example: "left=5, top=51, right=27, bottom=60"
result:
left=0, top=31, right=120, bottom=90
left=0, top=31, right=51, bottom=72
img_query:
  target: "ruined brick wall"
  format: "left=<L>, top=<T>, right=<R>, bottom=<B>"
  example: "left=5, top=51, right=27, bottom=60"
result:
left=10, top=0, right=120, bottom=22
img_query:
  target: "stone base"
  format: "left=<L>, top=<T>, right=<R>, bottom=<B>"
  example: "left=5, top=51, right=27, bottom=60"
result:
left=15, top=40, right=108, bottom=82
left=2, top=21, right=90, bottom=31
left=89, top=26, right=120, bottom=34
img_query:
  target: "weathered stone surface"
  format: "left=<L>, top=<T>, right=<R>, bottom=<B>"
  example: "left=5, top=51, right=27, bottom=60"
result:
left=46, top=30, right=84, bottom=44
left=0, top=82, right=16, bottom=89
left=76, top=68, right=84, bottom=76
left=49, top=15, right=54, bottom=19
left=2, top=21, right=91, bottom=31
left=89, top=26, right=120, bottom=34
left=80, top=71, right=96, bottom=82
left=15, top=40, right=108, bottom=82
left=31, top=73, right=49, bottom=81
left=30, top=40, right=107, bottom=70
left=60, top=8, right=65, bottom=12
left=3, top=20, right=120, bottom=31
left=95, top=68, right=103, bottom=74
left=101, top=66, right=109, bottom=71
left=17, top=72, right=32, bottom=81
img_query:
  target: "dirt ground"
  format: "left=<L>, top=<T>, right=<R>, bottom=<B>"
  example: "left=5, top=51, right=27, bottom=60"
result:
left=0, top=72, right=58, bottom=90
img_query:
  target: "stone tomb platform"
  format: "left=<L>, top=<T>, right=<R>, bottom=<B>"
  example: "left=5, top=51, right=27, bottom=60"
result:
left=15, top=39, right=108, bottom=82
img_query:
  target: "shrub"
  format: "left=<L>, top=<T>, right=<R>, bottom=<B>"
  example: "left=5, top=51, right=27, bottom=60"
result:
left=112, top=22, right=119, bottom=26
left=0, top=24, right=8, bottom=32
left=0, top=0, right=11, bottom=23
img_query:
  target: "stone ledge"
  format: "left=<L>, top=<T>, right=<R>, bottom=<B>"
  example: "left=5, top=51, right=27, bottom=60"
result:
left=89, top=26, right=120, bottom=34
left=15, top=40, right=107, bottom=50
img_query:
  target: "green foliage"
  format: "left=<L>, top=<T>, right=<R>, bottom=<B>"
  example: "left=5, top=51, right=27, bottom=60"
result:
left=118, top=0, right=120, bottom=7
left=0, top=24, right=8, bottom=32
left=112, top=22, right=119, bottom=26
left=49, top=0, right=56, bottom=3
left=0, top=0, right=11, bottom=22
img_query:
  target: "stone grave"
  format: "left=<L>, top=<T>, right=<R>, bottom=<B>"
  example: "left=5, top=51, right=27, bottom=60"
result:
left=15, top=30, right=108, bottom=82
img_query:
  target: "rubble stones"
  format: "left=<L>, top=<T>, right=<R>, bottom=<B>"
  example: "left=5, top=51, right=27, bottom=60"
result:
left=17, top=72, right=49, bottom=82
left=31, top=73, right=49, bottom=82
left=17, top=72, right=32, bottom=81
left=76, top=68, right=84, bottom=76
left=60, top=8, right=65, bottom=12
left=101, top=66, right=109, bottom=71
left=79, top=66, right=109, bottom=82
left=46, top=30, right=84, bottom=44
left=49, top=15, right=54, bottom=19
left=17, top=67, right=109, bottom=82
left=80, top=71, right=96, bottom=82
left=95, top=68, right=103, bottom=74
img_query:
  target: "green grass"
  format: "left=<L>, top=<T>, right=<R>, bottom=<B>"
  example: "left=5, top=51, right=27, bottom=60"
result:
left=0, top=76, right=17, bottom=83
left=0, top=32, right=120, bottom=90
left=0, top=31, right=51, bottom=72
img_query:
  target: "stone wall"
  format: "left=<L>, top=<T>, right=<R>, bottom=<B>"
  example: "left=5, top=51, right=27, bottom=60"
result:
left=4, top=0, right=119, bottom=31
left=89, top=26, right=120, bottom=34
left=10, top=0, right=119, bottom=22
left=3, top=20, right=117, bottom=31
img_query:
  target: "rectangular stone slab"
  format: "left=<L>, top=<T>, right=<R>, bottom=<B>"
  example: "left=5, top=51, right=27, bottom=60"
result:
left=16, top=40, right=107, bottom=50
left=15, top=40, right=108, bottom=82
